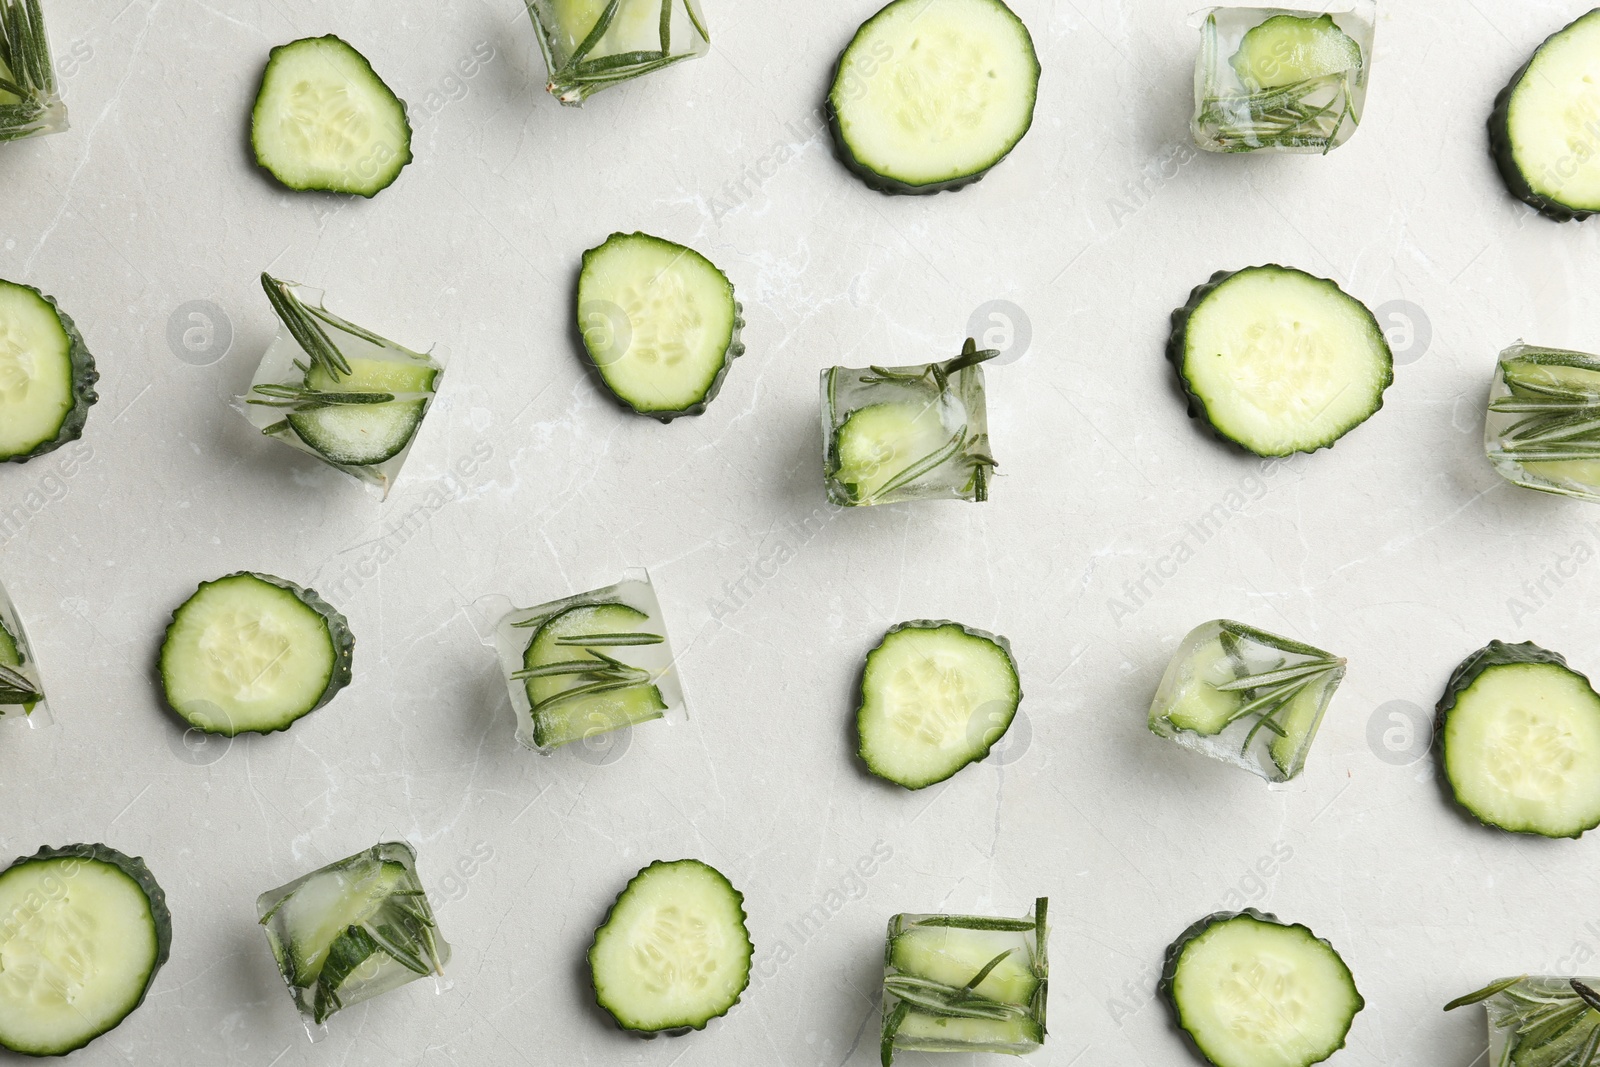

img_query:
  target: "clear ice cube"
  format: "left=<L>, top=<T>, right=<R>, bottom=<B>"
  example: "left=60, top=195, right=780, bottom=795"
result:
left=821, top=350, right=995, bottom=507
left=0, top=579, right=49, bottom=728
left=1192, top=2, right=1375, bottom=154
left=234, top=283, right=445, bottom=500
left=257, top=842, right=449, bottom=1036
left=493, top=574, right=685, bottom=755
left=882, top=900, right=1048, bottom=1061
left=1476, top=977, right=1600, bottom=1065
left=1148, top=620, right=1345, bottom=782
left=523, top=0, right=711, bottom=105
left=1484, top=343, right=1600, bottom=504
left=0, top=14, right=70, bottom=144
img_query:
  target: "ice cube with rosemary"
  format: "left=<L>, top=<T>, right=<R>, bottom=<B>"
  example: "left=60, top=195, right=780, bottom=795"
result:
left=1484, top=344, right=1600, bottom=504
left=1191, top=2, right=1374, bottom=154
left=0, top=577, right=48, bottom=726
left=1149, top=619, right=1346, bottom=782
left=1445, top=975, right=1600, bottom=1067
left=493, top=575, right=683, bottom=754
left=0, top=0, right=68, bottom=143
left=523, top=0, right=710, bottom=105
left=822, top=339, right=999, bottom=507
left=258, top=842, right=450, bottom=1034
left=236, top=274, right=445, bottom=499
left=881, top=899, right=1048, bottom=1065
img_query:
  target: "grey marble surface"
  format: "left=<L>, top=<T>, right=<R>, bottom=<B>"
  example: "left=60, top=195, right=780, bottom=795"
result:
left=1, top=0, right=1598, bottom=1064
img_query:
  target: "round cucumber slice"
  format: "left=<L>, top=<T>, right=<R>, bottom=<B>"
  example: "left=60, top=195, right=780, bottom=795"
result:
left=588, top=859, right=753, bottom=1034
left=827, top=0, right=1040, bottom=194
left=1168, top=265, right=1393, bottom=457
left=159, top=571, right=355, bottom=736
left=832, top=400, right=959, bottom=505
left=1490, top=9, right=1600, bottom=221
left=522, top=602, right=667, bottom=750
left=1230, top=15, right=1363, bottom=90
left=577, top=232, right=744, bottom=422
left=0, top=278, right=98, bottom=463
left=251, top=35, right=413, bottom=198
left=1436, top=640, right=1600, bottom=839
left=1160, top=909, right=1363, bottom=1067
left=856, top=620, right=1021, bottom=789
left=0, top=844, right=171, bottom=1057
left=286, top=357, right=436, bottom=466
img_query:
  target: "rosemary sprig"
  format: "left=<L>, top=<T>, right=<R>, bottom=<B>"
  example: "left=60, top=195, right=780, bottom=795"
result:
left=1492, top=359, right=1600, bottom=467
left=0, top=662, right=41, bottom=705
left=0, top=0, right=63, bottom=142
left=1199, top=69, right=1359, bottom=154
left=1447, top=976, right=1600, bottom=1067
left=1210, top=630, right=1345, bottom=757
left=554, top=631, right=663, bottom=647
left=245, top=383, right=398, bottom=412
left=260, top=273, right=352, bottom=381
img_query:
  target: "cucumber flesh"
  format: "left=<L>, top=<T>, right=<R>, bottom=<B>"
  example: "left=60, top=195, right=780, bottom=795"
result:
left=0, top=622, right=19, bottom=667
left=588, top=859, right=753, bottom=1033
left=1490, top=10, right=1600, bottom=221
left=1169, top=265, right=1393, bottom=457
left=251, top=35, right=412, bottom=197
left=1165, top=637, right=1244, bottom=735
left=159, top=572, right=354, bottom=736
left=857, top=620, right=1021, bottom=789
left=523, top=602, right=667, bottom=749
left=287, top=357, right=435, bottom=466
left=274, top=860, right=411, bottom=984
left=1162, top=910, right=1363, bottom=1067
left=1439, top=645, right=1600, bottom=838
left=1268, top=683, right=1326, bottom=780
left=0, top=279, right=98, bottom=463
left=828, top=0, right=1039, bottom=193
left=893, top=1013, right=1044, bottom=1050
left=890, top=926, right=1040, bottom=1004
left=1231, top=15, right=1362, bottom=90
left=0, top=845, right=171, bottom=1057
left=576, top=232, right=742, bottom=421
left=833, top=400, right=960, bottom=504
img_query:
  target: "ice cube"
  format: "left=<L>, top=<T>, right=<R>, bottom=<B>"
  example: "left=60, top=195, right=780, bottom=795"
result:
left=257, top=842, right=449, bottom=1035
left=1474, top=977, right=1600, bottom=1065
left=1148, top=620, right=1345, bottom=782
left=524, top=0, right=711, bottom=105
left=1191, top=2, right=1376, bottom=154
left=882, top=899, right=1048, bottom=1062
left=821, top=344, right=996, bottom=507
left=0, top=579, right=49, bottom=728
left=493, top=574, right=685, bottom=755
left=234, top=281, right=445, bottom=500
left=1484, top=343, right=1600, bottom=504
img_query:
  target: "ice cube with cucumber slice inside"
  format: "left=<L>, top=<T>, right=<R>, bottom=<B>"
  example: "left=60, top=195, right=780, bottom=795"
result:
left=823, top=338, right=1000, bottom=507
left=880, top=899, right=1049, bottom=1065
left=1484, top=344, right=1600, bottom=503
left=236, top=274, right=446, bottom=499
left=0, top=577, right=49, bottom=725
left=523, top=0, right=711, bottom=105
left=258, top=842, right=450, bottom=1033
left=0, top=0, right=70, bottom=143
left=492, top=574, right=684, bottom=754
left=1148, top=619, right=1346, bottom=783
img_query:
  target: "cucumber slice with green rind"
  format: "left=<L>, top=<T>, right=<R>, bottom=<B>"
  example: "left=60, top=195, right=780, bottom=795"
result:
left=576, top=232, right=744, bottom=421
left=827, top=0, right=1040, bottom=194
left=1230, top=15, right=1363, bottom=91
left=521, top=602, right=668, bottom=749
left=159, top=571, right=355, bottom=736
left=1436, top=640, right=1600, bottom=839
left=1160, top=909, right=1363, bottom=1067
left=0, top=843, right=172, bottom=1057
left=1168, top=265, right=1393, bottom=457
left=250, top=35, right=412, bottom=198
left=285, top=358, right=436, bottom=466
left=0, top=278, right=98, bottom=464
left=856, top=620, right=1021, bottom=789
left=1489, top=9, right=1600, bottom=222
left=588, top=859, right=753, bottom=1034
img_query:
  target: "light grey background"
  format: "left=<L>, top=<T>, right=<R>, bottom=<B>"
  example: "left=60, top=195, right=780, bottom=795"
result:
left=1, top=0, right=1597, bottom=1063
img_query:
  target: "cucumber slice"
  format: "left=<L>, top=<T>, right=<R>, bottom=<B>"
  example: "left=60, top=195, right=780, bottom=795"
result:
left=1489, top=10, right=1600, bottom=221
left=1168, top=265, right=1393, bottom=457
left=890, top=926, right=1041, bottom=1005
left=892, top=1013, right=1044, bottom=1050
left=576, top=232, right=744, bottom=421
left=159, top=571, right=355, bottom=736
left=827, top=0, right=1039, bottom=194
left=1486, top=346, right=1600, bottom=499
left=0, top=844, right=171, bottom=1057
left=1165, top=636, right=1244, bottom=735
left=0, top=617, right=41, bottom=712
left=1436, top=640, right=1600, bottom=839
left=588, top=859, right=753, bottom=1034
left=0, top=279, right=98, bottom=463
left=521, top=602, right=667, bottom=749
left=856, top=620, right=1022, bottom=789
left=833, top=401, right=959, bottom=505
left=285, top=357, right=436, bottom=466
left=1161, top=909, right=1363, bottom=1067
left=1230, top=15, right=1363, bottom=90
left=250, top=35, right=412, bottom=198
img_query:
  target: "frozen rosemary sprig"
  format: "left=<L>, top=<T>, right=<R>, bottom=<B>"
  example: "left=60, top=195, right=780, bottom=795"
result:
left=1446, top=976, right=1600, bottom=1067
left=1213, top=628, right=1345, bottom=756
left=527, top=0, right=708, bottom=103
left=260, top=273, right=353, bottom=381
left=245, top=383, right=397, bottom=412
left=1491, top=357, right=1600, bottom=463
left=309, top=894, right=442, bottom=1025
left=0, top=0, right=62, bottom=142
left=0, top=662, right=41, bottom=705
